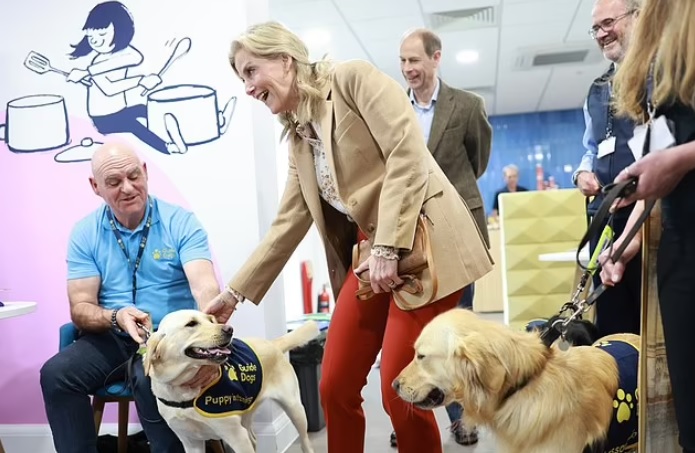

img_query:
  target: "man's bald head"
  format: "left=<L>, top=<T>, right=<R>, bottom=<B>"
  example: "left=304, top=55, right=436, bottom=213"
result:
left=89, top=141, right=150, bottom=229
left=91, top=141, right=142, bottom=179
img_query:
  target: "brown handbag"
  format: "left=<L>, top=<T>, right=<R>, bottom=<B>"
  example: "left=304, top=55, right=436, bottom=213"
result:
left=352, top=213, right=438, bottom=310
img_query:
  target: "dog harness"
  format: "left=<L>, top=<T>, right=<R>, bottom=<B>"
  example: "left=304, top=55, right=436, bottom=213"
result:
left=593, top=339, right=639, bottom=453
left=157, top=339, right=264, bottom=417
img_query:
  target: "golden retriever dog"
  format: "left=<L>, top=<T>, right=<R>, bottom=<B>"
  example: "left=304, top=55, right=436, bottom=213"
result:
left=393, top=308, right=638, bottom=453
left=144, top=309, right=318, bottom=453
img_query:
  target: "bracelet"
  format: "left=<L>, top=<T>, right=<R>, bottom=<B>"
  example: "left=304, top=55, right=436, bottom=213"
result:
left=111, top=308, right=123, bottom=332
left=371, top=245, right=400, bottom=260
left=225, top=286, right=245, bottom=304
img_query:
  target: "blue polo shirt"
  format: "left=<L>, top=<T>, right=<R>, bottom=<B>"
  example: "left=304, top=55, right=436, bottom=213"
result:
left=67, top=197, right=211, bottom=327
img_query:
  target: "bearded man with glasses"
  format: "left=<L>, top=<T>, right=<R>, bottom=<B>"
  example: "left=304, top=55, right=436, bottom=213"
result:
left=571, top=0, right=642, bottom=338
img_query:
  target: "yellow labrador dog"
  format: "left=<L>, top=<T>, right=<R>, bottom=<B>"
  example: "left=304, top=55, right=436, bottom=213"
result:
left=144, top=309, right=318, bottom=453
left=393, top=308, right=627, bottom=453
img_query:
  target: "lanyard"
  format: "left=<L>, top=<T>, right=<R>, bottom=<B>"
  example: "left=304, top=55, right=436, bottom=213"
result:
left=106, top=198, right=153, bottom=303
left=605, top=103, right=614, bottom=138
left=605, top=83, right=614, bottom=139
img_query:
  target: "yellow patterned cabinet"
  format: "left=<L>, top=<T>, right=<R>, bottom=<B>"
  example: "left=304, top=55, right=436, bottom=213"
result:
left=473, top=227, right=503, bottom=313
left=498, top=189, right=587, bottom=330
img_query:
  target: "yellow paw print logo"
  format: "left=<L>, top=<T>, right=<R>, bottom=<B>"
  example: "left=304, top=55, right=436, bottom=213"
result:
left=613, top=389, right=635, bottom=423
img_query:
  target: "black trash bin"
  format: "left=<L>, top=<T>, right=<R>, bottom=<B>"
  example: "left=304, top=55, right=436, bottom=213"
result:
left=289, top=328, right=327, bottom=432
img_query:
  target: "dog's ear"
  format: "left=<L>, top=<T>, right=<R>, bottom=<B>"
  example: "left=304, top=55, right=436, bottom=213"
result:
left=450, top=333, right=491, bottom=381
left=448, top=332, right=491, bottom=410
left=451, top=331, right=509, bottom=396
left=143, top=332, right=165, bottom=377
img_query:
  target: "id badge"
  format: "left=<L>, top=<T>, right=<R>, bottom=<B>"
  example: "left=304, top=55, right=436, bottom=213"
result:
left=628, top=124, right=648, bottom=161
left=628, top=116, right=676, bottom=160
left=597, top=136, right=616, bottom=158
left=650, top=115, right=676, bottom=151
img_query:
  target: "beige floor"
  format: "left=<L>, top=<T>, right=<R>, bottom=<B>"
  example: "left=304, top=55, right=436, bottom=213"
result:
left=286, top=312, right=503, bottom=453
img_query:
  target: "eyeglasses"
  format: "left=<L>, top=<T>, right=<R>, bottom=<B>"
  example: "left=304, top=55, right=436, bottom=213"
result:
left=588, top=10, right=636, bottom=39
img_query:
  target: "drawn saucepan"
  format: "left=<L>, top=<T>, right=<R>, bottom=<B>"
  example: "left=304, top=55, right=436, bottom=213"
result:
left=0, top=94, right=70, bottom=152
left=147, top=84, right=236, bottom=146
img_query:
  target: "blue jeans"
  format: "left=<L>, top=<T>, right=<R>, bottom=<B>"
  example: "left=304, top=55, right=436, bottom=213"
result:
left=445, top=284, right=474, bottom=424
left=40, top=330, right=184, bottom=453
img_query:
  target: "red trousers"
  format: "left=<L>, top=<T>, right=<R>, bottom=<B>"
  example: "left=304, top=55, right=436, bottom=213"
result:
left=319, top=262, right=461, bottom=453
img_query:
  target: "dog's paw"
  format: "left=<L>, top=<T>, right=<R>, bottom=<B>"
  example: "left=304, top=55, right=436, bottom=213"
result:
left=613, top=389, right=635, bottom=423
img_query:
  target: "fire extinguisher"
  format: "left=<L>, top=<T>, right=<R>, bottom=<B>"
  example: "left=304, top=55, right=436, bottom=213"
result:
left=317, top=284, right=331, bottom=313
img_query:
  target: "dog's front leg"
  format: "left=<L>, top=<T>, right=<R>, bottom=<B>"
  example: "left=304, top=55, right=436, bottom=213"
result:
left=241, top=414, right=257, bottom=450
left=219, top=423, right=255, bottom=453
left=178, top=436, right=206, bottom=453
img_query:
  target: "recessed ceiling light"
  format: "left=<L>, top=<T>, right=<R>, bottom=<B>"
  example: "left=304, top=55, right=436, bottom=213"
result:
left=456, top=50, right=479, bottom=64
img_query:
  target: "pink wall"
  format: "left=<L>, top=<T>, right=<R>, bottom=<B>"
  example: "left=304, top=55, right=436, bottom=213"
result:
left=0, top=116, right=191, bottom=424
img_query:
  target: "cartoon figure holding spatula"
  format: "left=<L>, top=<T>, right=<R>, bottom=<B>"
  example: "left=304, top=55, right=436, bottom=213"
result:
left=24, top=1, right=236, bottom=156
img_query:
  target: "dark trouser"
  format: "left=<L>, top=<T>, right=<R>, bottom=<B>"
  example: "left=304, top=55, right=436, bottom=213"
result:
left=40, top=330, right=184, bottom=453
left=657, top=228, right=695, bottom=452
left=91, top=105, right=169, bottom=154
left=589, top=215, right=641, bottom=337
left=457, top=283, right=474, bottom=310
left=444, top=284, right=474, bottom=425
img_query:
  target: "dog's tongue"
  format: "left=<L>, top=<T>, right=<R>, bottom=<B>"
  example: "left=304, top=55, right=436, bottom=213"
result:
left=209, top=347, right=231, bottom=355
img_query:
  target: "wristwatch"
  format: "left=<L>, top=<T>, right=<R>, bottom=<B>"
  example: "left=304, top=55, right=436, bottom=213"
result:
left=111, top=308, right=123, bottom=333
left=571, top=170, right=585, bottom=186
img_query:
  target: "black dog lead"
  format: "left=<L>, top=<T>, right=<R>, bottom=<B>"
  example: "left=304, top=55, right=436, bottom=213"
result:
left=540, top=177, right=656, bottom=348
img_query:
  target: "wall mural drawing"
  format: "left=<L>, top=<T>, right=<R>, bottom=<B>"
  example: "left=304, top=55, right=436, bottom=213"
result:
left=9, top=0, right=236, bottom=163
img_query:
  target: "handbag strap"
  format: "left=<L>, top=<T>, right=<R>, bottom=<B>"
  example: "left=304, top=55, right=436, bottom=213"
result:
left=355, top=214, right=439, bottom=305
left=393, top=215, right=438, bottom=307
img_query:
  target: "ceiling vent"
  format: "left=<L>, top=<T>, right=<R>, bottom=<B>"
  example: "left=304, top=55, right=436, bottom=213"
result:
left=514, top=44, right=604, bottom=70
left=427, top=6, right=498, bottom=32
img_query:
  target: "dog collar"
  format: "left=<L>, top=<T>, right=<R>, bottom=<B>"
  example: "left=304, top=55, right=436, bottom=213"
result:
left=499, top=354, right=549, bottom=408
left=499, top=375, right=533, bottom=407
left=158, top=397, right=195, bottom=409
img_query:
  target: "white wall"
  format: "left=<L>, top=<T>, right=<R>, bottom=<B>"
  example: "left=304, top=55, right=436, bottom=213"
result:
left=0, top=0, right=301, bottom=450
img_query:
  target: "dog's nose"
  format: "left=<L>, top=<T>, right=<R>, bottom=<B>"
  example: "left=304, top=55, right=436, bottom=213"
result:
left=392, top=379, right=401, bottom=392
left=221, top=324, right=233, bottom=336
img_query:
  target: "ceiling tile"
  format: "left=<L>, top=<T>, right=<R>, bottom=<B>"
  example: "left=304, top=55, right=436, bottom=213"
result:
left=270, top=0, right=614, bottom=115
left=420, top=0, right=500, bottom=14
left=335, top=0, right=421, bottom=21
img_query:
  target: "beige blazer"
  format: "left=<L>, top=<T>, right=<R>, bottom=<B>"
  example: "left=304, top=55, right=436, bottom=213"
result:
left=229, top=60, right=493, bottom=304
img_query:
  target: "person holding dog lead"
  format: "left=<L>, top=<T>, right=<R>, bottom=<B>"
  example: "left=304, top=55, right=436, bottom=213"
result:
left=603, top=0, right=695, bottom=451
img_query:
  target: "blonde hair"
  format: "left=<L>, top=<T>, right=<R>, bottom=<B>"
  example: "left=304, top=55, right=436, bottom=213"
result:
left=229, top=21, right=333, bottom=139
left=613, top=0, right=695, bottom=121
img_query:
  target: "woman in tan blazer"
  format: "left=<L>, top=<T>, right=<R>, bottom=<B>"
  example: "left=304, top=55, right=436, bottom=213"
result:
left=205, top=21, right=492, bottom=453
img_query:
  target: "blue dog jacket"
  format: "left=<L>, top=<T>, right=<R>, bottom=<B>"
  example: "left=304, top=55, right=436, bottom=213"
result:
left=194, top=339, right=264, bottom=417
left=594, top=339, right=639, bottom=452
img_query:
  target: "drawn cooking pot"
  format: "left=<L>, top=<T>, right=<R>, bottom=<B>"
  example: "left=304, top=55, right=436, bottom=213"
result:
left=0, top=94, right=69, bottom=152
left=147, top=84, right=228, bottom=146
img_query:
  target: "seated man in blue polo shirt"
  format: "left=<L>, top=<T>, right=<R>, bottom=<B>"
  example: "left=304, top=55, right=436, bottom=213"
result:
left=40, top=141, right=221, bottom=453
